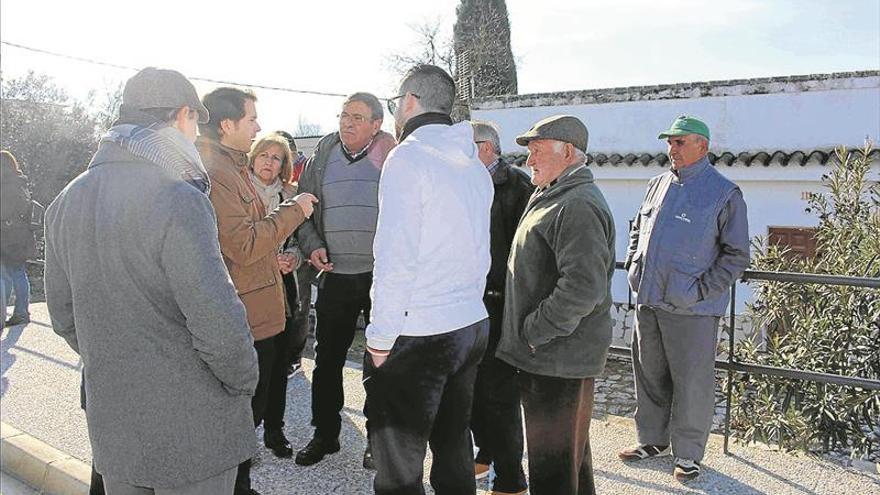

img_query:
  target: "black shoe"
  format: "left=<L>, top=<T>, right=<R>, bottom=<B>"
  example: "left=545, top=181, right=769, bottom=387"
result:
left=362, top=443, right=375, bottom=470
left=295, top=435, right=340, bottom=466
left=264, top=428, right=293, bottom=458
left=4, top=315, right=29, bottom=327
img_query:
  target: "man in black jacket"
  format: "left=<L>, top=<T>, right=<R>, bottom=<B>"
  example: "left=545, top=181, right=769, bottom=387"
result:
left=470, top=120, right=533, bottom=495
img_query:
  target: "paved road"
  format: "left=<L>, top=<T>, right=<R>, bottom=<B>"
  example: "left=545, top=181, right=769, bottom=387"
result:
left=2, top=303, right=878, bottom=494
left=0, top=471, right=38, bottom=495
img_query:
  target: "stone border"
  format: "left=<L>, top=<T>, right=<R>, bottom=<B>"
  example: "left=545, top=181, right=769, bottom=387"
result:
left=471, top=70, right=880, bottom=109
left=1, top=421, right=89, bottom=495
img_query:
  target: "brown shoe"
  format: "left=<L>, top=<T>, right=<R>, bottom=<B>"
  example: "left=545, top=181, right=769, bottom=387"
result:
left=490, top=490, right=527, bottom=495
left=475, top=462, right=490, bottom=480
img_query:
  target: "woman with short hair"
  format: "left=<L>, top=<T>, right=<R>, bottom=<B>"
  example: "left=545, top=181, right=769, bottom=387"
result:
left=246, top=133, right=304, bottom=459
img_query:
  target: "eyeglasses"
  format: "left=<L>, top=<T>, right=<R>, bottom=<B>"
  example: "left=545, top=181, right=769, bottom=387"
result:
left=386, top=92, right=420, bottom=116
left=338, top=112, right=370, bottom=124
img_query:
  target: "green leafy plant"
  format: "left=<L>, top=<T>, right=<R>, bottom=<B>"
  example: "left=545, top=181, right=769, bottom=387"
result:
left=730, top=144, right=880, bottom=459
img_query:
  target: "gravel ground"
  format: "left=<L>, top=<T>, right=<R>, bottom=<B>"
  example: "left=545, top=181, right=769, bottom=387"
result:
left=3, top=303, right=878, bottom=494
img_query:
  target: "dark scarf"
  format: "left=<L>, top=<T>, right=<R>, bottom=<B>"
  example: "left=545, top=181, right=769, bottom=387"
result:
left=398, top=112, right=453, bottom=142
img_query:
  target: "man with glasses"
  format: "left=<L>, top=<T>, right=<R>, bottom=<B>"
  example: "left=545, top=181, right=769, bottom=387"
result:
left=469, top=120, right=532, bottom=495
left=294, top=92, right=395, bottom=468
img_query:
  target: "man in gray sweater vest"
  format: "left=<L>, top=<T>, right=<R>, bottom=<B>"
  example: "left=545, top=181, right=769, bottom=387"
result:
left=619, top=116, right=749, bottom=482
left=44, top=68, right=258, bottom=495
left=294, top=92, right=396, bottom=468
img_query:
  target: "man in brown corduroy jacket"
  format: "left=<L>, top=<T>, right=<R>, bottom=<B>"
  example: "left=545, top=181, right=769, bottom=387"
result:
left=197, top=86, right=316, bottom=495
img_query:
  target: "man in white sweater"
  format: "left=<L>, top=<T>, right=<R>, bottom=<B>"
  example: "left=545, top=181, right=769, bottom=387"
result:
left=365, top=64, right=494, bottom=494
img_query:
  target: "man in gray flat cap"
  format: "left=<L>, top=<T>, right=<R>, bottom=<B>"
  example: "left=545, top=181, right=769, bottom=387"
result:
left=619, top=116, right=749, bottom=482
left=496, top=115, right=615, bottom=495
left=45, top=67, right=259, bottom=495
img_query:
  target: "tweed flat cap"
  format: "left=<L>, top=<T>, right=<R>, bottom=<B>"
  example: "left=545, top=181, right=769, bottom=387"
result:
left=123, top=67, right=210, bottom=124
left=515, top=115, right=589, bottom=152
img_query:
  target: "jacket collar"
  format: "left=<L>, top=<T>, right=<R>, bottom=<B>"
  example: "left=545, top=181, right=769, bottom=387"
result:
left=530, top=164, right=593, bottom=205
left=540, top=162, right=586, bottom=192
left=196, top=136, right=248, bottom=170
left=671, top=155, right=710, bottom=184
left=398, top=112, right=453, bottom=142
left=491, top=159, right=512, bottom=185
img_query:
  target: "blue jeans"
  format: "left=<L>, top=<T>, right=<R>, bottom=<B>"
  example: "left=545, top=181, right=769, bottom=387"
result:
left=1, top=261, right=30, bottom=319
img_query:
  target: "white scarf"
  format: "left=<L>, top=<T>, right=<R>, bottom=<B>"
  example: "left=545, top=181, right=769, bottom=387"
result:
left=248, top=171, right=284, bottom=212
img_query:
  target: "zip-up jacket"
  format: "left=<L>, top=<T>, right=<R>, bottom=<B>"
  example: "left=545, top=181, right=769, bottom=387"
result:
left=625, top=156, right=750, bottom=316
left=496, top=164, right=616, bottom=379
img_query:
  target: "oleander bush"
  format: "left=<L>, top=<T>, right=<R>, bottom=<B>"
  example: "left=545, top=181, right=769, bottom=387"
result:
left=730, top=144, right=880, bottom=459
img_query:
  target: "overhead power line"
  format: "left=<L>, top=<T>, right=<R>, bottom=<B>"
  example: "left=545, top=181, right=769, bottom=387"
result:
left=1, top=40, right=352, bottom=99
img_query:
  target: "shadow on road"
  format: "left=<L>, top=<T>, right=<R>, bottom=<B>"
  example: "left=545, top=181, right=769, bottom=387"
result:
left=1, top=323, right=27, bottom=397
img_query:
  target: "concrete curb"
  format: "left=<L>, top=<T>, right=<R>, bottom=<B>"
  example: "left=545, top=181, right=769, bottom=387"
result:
left=1, top=421, right=89, bottom=495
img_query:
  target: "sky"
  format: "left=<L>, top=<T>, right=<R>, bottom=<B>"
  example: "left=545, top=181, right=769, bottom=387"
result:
left=1, top=0, right=878, bottom=137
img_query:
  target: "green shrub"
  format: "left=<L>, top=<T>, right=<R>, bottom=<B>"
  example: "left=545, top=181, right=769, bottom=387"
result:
left=730, top=144, right=879, bottom=459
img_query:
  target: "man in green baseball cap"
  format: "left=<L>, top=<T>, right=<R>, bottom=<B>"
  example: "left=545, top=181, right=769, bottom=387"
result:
left=619, top=114, right=750, bottom=482
left=657, top=115, right=710, bottom=170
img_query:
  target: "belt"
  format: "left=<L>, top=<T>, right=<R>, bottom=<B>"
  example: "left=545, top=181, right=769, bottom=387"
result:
left=485, top=290, right=504, bottom=298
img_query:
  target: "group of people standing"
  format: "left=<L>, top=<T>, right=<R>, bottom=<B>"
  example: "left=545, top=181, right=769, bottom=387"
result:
left=38, top=60, right=749, bottom=495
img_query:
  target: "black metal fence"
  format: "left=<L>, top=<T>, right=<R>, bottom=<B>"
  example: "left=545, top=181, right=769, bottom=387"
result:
left=611, top=261, right=880, bottom=454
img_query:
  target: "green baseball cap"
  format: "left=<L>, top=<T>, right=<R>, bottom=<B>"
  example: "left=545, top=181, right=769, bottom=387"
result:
left=657, top=115, right=710, bottom=141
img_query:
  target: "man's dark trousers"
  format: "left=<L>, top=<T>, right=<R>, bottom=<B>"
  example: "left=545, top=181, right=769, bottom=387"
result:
left=311, top=271, right=372, bottom=440
left=519, top=371, right=597, bottom=495
left=365, top=319, right=489, bottom=495
left=471, top=296, right=527, bottom=493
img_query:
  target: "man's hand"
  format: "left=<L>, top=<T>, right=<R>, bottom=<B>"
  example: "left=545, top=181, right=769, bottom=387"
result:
left=293, top=193, right=318, bottom=218
left=276, top=253, right=295, bottom=274
left=368, top=347, right=389, bottom=367
left=309, top=248, right=334, bottom=272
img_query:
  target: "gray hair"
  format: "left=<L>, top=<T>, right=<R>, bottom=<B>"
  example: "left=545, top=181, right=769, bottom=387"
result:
left=400, top=64, right=456, bottom=115
left=344, top=92, right=383, bottom=121
left=692, top=134, right=709, bottom=146
left=471, top=120, right=502, bottom=155
left=551, top=141, right=587, bottom=166
left=572, top=147, right=587, bottom=165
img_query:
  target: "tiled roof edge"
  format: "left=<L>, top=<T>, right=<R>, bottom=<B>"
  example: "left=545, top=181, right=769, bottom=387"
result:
left=501, top=148, right=880, bottom=168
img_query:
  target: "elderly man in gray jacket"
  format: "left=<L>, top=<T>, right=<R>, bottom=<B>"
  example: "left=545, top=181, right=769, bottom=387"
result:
left=44, top=68, right=259, bottom=495
left=619, top=116, right=749, bottom=482
left=496, top=115, right=615, bottom=495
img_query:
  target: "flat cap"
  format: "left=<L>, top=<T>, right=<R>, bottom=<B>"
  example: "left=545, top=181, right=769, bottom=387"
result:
left=658, top=115, right=710, bottom=141
left=515, top=115, right=588, bottom=152
left=122, top=67, right=210, bottom=124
